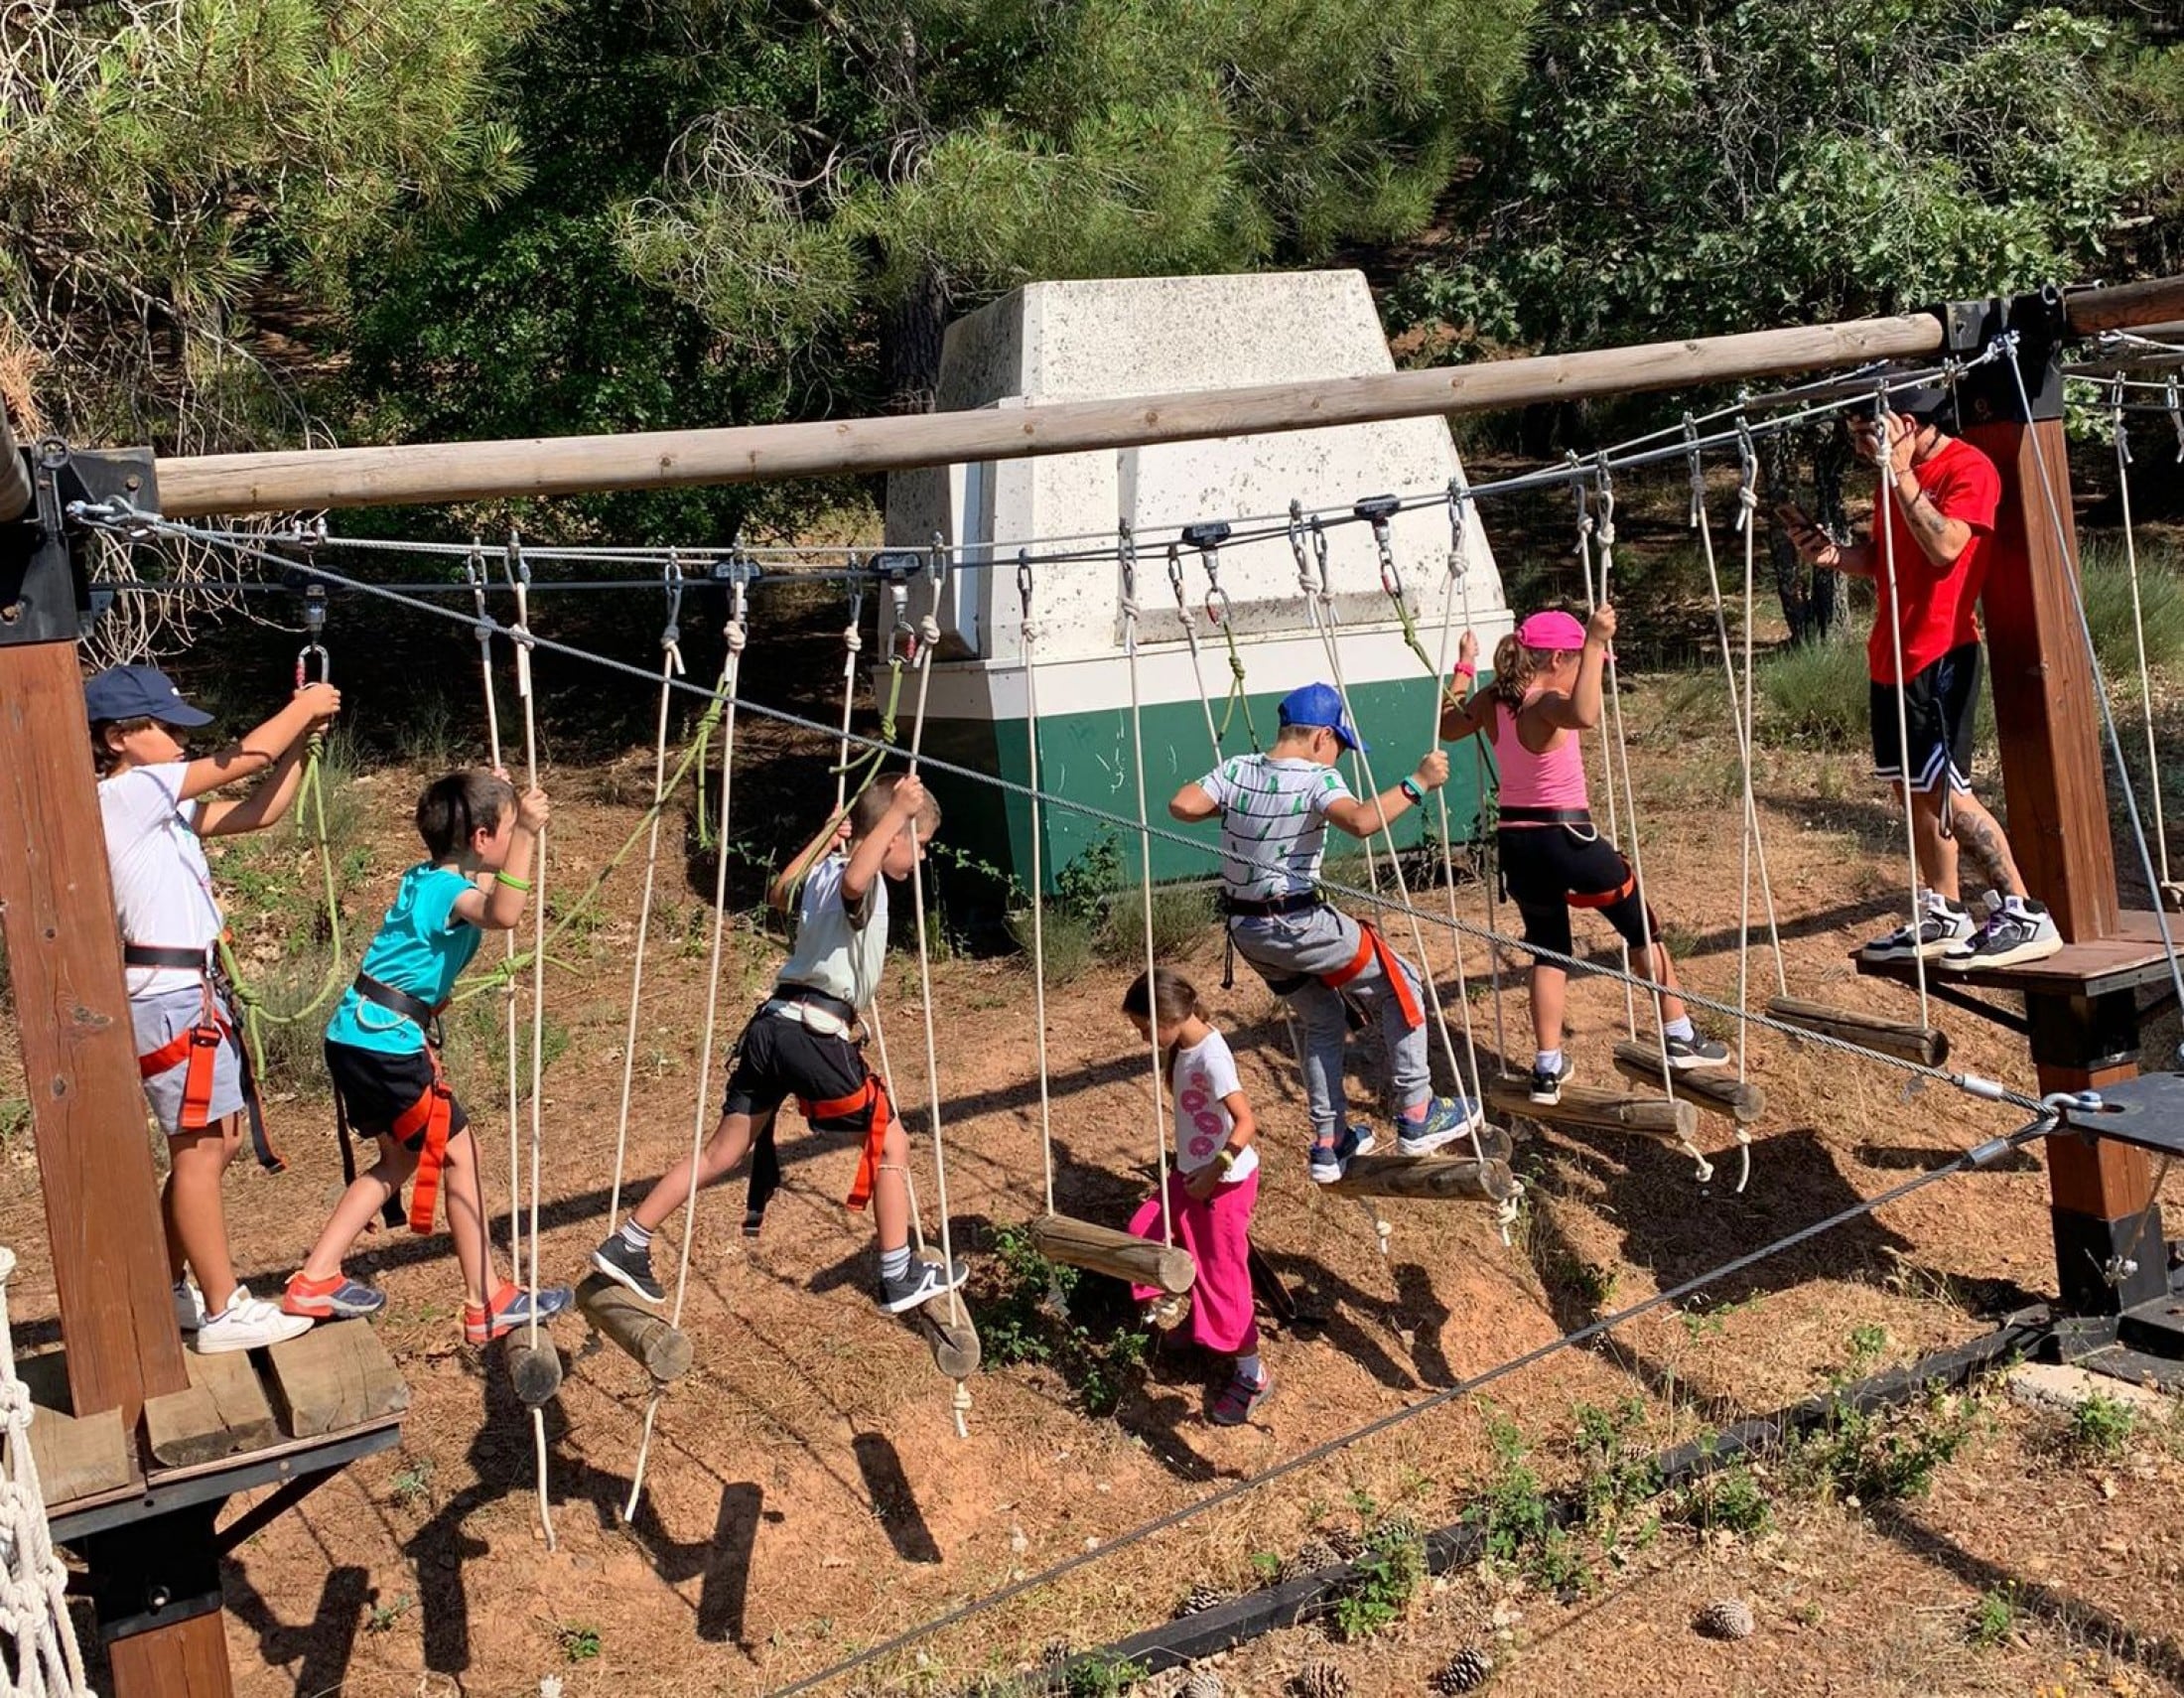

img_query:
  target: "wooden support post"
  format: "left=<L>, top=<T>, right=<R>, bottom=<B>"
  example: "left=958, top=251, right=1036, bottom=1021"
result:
left=1764, top=997, right=1950, bottom=1068
left=1322, top=1155, right=1517, bottom=1203
left=1485, top=1076, right=1701, bottom=1143
left=1961, top=302, right=2165, bottom=1325
left=1028, top=1214, right=1196, bottom=1296
left=575, top=1275, right=693, bottom=1383
left=1611, top=1042, right=1766, bottom=1124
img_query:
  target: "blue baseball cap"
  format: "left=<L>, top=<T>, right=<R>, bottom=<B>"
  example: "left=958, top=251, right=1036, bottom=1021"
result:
left=82, top=665, right=213, bottom=728
left=1278, top=682, right=1367, bottom=753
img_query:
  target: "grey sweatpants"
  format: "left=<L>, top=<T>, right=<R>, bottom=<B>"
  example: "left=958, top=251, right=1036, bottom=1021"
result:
left=1230, top=904, right=1431, bottom=1137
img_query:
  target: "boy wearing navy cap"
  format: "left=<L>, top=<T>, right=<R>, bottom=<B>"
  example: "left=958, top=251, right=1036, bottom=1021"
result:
left=88, top=663, right=341, bottom=1351
left=1170, top=683, right=1480, bottom=1184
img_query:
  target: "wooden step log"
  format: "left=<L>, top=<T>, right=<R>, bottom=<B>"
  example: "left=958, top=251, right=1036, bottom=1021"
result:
left=264, top=1320, right=411, bottom=1439
left=1323, top=1153, right=1517, bottom=1203
left=1611, top=1040, right=1765, bottom=1125
left=2161, top=881, right=2183, bottom=915
left=575, top=1274, right=693, bottom=1385
left=1028, top=1214, right=1195, bottom=1297
left=502, top=1333, right=564, bottom=1407
left=145, top=1347, right=282, bottom=1467
left=1485, top=1076, right=1701, bottom=1143
left=1766, top=996, right=1950, bottom=1068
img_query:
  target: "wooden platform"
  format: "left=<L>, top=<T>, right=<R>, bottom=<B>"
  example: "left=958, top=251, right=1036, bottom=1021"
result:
left=1854, top=909, right=2181, bottom=999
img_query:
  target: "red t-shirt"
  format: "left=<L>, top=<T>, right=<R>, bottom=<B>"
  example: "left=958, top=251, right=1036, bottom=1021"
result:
left=1865, top=435, right=2002, bottom=685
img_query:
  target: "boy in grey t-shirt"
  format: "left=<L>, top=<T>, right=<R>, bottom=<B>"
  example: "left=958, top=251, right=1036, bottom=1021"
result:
left=1171, top=683, right=1480, bottom=1184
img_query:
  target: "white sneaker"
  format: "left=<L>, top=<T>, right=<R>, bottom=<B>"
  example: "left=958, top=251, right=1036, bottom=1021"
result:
left=1861, top=891, right=1977, bottom=962
left=173, top=1281, right=207, bottom=1334
left=1941, top=893, right=2063, bottom=971
left=195, top=1287, right=313, bottom=1353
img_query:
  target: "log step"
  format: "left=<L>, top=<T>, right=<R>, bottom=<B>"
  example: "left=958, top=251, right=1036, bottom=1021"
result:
left=1323, top=1154, right=1517, bottom=1203
left=264, top=1321, right=411, bottom=1439
left=1028, top=1214, right=1195, bottom=1297
left=1611, top=1040, right=1765, bottom=1125
left=576, top=1274, right=693, bottom=1385
left=145, top=1347, right=282, bottom=1467
left=1766, top=996, right=1950, bottom=1067
left=1485, top=1076, right=1700, bottom=1143
left=15, top=1352, right=135, bottom=1504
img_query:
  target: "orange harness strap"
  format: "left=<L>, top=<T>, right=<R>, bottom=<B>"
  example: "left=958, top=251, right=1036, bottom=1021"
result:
left=1568, top=868, right=1638, bottom=910
left=1320, top=920, right=1425, bottom=1030
left=137, top=982, right=228, bottom=1132
left=394, top=1047, right=459, bottom=1235
left=800, top=1075, right=894, bottom=1212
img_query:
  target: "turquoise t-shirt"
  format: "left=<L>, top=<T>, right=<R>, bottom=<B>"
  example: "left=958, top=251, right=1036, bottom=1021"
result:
left=325, top=864, right=482, bottom=1055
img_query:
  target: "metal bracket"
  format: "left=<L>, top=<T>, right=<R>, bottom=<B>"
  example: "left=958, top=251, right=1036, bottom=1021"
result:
left=2058, top=1069, right=2184, bottom=1158
left=1941, top=288, right=2070, bottom=427
left=0, top=440, right=158, bottom=645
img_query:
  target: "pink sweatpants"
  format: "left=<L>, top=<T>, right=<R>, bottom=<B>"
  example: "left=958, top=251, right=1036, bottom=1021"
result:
left=1128, top=1168, right=1260, bottom=1357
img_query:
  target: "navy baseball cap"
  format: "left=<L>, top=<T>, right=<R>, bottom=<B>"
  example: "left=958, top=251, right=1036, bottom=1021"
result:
left=82, top=665, right=213, bottom=728
left=1278, top=682, right=1367, bottom=753
left=1887, top=379, right=1954, bottom=425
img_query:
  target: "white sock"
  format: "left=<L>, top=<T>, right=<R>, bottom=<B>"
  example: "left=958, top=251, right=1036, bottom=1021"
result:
left=617, top=1220, right=653, bottom=1251
left=1236, top=1353, right=1265, bottom=1385
left=1535, top=1049, right=1564, bottom=1074
left=1665, top=1017, right=1696, bottom=1043
left=880, top=1244, right=912, bottom=1282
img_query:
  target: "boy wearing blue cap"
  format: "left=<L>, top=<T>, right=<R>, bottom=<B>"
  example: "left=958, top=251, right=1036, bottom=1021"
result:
left=89, top=663, right=341, bottom=1352
left=1170, top=683, right=1480, bottom=1183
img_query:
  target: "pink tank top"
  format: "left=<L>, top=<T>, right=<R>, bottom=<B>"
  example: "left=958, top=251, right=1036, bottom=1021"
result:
left=1488, top=693, right=1588, bottom=817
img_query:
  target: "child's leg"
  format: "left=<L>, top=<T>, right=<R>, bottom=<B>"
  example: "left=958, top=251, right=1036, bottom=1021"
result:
left=1365, top=945, right=1433, bottom=1117
left=871, top=1111, right=911, bottom=1253
left=1933, top=787, right=2025, bottom=900
left=1512, top=895, right=1575, bottom=1060
left=297, top=1135, right=420, bottom=1285
left=1289, top=982, right=1350, bottom=1140
left=437, top=1129, right=496, bottom=1311
left=629, top=1111, right=760, bottom=1234
left=163, top=1116, right=242, bottom=1313
left=1529, top=961, right=1567, bottom=1054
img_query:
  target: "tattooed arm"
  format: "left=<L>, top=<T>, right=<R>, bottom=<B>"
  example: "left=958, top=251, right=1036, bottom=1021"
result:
left=1887, top=468, right=1974, bottom=568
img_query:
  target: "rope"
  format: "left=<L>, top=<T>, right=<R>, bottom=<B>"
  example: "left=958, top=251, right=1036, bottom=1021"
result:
left=1571, top=473, right=1641, bottom=1040
left=1443, top=495, right=1512, bottom=1072
left=626, top=571, right=751, bottom=1518
left=899, top=558, right=976, bottom=1436
left=605, top=562, right=688, bottom=1231
left=1871, top=393, right=1935, bottom=1031
left=1119, top=527, right=1177, bottom=1251
left=759, top=1108, right=2059, bottom=1698
left=91, top=516, right=2058, bottom=1119
left=1290, top=508, right=1488, bottom=1165
left=0, top=1248, right=91, bottom=1698
left=1167, top=543, right=1227, bottom=759
left=501, top=534, right=557, bottom=1551
left=1019, top=557, right=1058, bottom=1219
left=1587, top=463, right=1702, bottom=1182
left=2111, top=383, right=2173, bottom=893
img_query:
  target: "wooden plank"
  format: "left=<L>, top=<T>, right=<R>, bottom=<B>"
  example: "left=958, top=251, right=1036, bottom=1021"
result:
left=1485, top=1076, right=1700, bottom=1142
left=1322, top=1155, right=1515, bottom=1203
left=1768, top=996, right=1950, bottom=1067
left=22, top=1403, right=134, bottom=1505
left=1028, top=1214, right=1196, bottom=1296
left=144, top=1381, right=236, bottom=1469
left=157, top=1348, right=280, bottom=1461
left=0, top=640, right=188, bottom=1432
left=263, top=1322, right=410, bottom=1439
left=574, top=1275, right=692, bottom=1384
left=1854, top=929, right=2180, bottom=999
left=1611, top=1041, right=1765, bottom=1123
left=911, top=1248, right=981, bottom=1381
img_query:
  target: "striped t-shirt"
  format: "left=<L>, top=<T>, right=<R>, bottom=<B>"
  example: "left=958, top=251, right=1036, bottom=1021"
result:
left=1198, top=755, right=1353, bottom=901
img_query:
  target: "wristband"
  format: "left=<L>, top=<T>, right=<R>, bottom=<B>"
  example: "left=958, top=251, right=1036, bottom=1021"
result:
left=494, top=871, right=532, bottom=893
left=1215, top=1148, right=1238, bottom=1174
left=1399, top=777, right=1425, bottom=805
left=1452, top=661, right=1475, bottom=678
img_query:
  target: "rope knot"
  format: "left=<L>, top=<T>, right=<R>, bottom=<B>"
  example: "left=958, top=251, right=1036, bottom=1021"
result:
left=1737, top=486, right=1760, bottom=509
left=841, top=629, right=863, bottom=654
left=726, top=620, right=749, bottom=654
left=918, top=615, right=940, bottom=645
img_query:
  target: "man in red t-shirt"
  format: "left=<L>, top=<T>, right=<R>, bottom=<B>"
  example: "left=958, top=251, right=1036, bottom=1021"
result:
left=1778, top=383, right=2059, bottom=970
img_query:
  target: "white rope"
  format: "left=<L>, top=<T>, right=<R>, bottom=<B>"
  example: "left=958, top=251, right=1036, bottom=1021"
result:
left=1291, top=511, right=1486, bottom=1161
left=1423, top=493, right=1490, bottom=1133
left=900, top=564, right=975, bottom=1437
left=1450, top=534, right=1513, bottom=1071
left=1872, top=399, right=1934, bottom=1030
left=1018, top=558, right=1059, bottom=1219
left=1118, top=527, right=1178, bottom=1251
left=606, top=563, right=687, bottom=1231
left=1570, top=480, right=1640, bottom=1038
left=625, top=576, right=749, bottom=1518
left=502, top=536, right=557, bottom=1550
left=1167, top=545, right=1227, bottom=761
left=0, top=1249, right=90, bottom=1698
left=2112, top=384, right=2173, bottom=891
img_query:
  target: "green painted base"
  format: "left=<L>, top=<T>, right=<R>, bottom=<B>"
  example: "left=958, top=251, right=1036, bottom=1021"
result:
left=918, top=675, right=1488, bottom=900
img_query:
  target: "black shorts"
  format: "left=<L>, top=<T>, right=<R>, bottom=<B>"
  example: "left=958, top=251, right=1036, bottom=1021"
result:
left=325, top=1040, right=470, bottom=1150
left=722, top=1007, right=871, bottom=1121
left=1871, top=641, right=1979, bottom=796
left=1497, top=823, right=1658, bottom=962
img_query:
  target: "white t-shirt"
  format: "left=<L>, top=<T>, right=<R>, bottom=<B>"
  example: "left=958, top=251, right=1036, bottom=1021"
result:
left=98, top=762, right=222, bottom=998
left=1197, top=754, right=1354, bottom=902
left=1170, top=1029, right=1257, bottom=1182
left=776, top=853, right=888, bottom=1008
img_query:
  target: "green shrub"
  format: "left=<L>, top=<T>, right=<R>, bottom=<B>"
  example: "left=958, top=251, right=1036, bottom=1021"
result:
left=1330, top=1513, right=1428, bottom=1640
left=1966, top=1586, right=2017, bottom=1648
left=2080, top=538, right=2184, bottom=679
left=1009, top=909, right=1097, bottom=982
left=1754, top=630, right=1867, bottom=750
left=2066, top=1390, right=2136, bottom=1460
left=1789, top=1386, right=1983, bottom=1504
left=977, top=1222, right=1151, bottom=1418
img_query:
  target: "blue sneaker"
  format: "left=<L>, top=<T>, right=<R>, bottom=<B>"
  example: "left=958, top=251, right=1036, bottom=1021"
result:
left=1395, top=1095, right=1484, bottom=1157
left=467, top=1282, right=574, bottom=1344
left=1308, top=1124, right=1377, bottom=1185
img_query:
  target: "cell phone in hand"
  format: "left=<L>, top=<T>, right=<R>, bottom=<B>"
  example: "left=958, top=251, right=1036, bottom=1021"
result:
left=1773, top=502, right=1811, bottom=533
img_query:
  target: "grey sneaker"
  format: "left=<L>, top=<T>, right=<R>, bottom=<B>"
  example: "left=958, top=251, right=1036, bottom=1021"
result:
left=1942, top=893, right=2062, bottom=971
left=1664, top=1032, right=1732, bottom=1069
left=1308, top=1124, right=1376, bottom=1184
left=591, top=1234, right=665, bottom=1306
left=1396, top=1095, right=1484, bottom=1156
left=1862, top=892, right=1977, bottom=961
left=1528, top=1056, right=1575, bottom=1105
left=881, top=1255, right=969, bottom=1315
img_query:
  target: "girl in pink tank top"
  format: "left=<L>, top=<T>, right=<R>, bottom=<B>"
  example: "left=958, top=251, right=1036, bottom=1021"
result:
left=1440, top=605, right=1730, bottom=1103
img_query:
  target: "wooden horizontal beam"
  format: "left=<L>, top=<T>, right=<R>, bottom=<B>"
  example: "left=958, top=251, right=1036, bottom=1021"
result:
left=1485, top=1076, right=1701, bottom=1142
left=2061, top=279, right=2184, bottom=339
left=1611, top=1040, right=1765, bottom=1125
left=575, top=1275, right=692, bottom=1384
left=1322, top=1154, right=1516, bottom=1203
left=1766, top=996, right=1950, bottom=1068
left=1029, top=1213, right=1196, bottom=1296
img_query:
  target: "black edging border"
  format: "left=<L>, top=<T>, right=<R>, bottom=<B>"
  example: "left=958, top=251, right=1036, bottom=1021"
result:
left=1058, top=1312, right=2052, bottom=1687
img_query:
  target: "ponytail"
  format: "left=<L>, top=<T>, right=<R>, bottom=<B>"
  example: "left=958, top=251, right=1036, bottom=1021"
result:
left=1492, top=634, right=1542, bottom=709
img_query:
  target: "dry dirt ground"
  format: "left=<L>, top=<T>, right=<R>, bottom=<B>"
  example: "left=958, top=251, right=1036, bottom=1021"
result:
left=4, top=649, right=2182, bottom=1698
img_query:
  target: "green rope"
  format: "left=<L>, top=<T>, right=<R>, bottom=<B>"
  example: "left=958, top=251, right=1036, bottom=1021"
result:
left=1215, top=619, right=1261, bottom=752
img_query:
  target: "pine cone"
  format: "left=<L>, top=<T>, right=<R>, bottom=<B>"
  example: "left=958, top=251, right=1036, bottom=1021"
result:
left=1181, top=1670, right=1226, bottom=1698
left=1322, top=1525, right=1366, bottom=1561
left=1288, top=1535, right=1342, bottom=1579
left=1173, top=1582, right=1227, bottom=1619
left=1696, top=1598, right=1755, bottom=1640
left=1041, top=1636, right=1074, bottom=1667
left=1431, top=1646, right=1494, bottom=1693
left=1290, top=1659, right=1349, bottom=1698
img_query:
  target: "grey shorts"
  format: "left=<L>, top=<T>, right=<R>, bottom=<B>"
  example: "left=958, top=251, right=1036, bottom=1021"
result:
left=132, top=984, right=246, bottom=1136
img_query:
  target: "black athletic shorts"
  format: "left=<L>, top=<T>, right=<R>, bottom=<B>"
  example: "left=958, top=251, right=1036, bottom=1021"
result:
left=1496, top=822, right=1659, bottom=962
left=324, top=1040, right=470, bottom=1149
left=1871, top=640, right=1979, bottom=796
left=722, top=1007, right=870, bottom=1120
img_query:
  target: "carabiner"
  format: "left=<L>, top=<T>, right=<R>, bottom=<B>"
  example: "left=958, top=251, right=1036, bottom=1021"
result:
left=1445, top=477, right=1472, bottom=580
left=1165, top=541, right=1189, bottom=610
left=1017, top=548, right=1034, bottom=621
left=1288, top=499, right=1313, bottom=593
left=1732, top=417, right=1760, bottom=533
left=661, top=551, right=686, bottom=650
left=294, top=584, right=330, bottom=687
left=1307, top=515, right=1331, bottom=596
left=1683, top=415, right=1705, bottom=530
left=2167, top=374, right=2183, bottom=465
left=1118, top=520, right=1141, bottom=605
